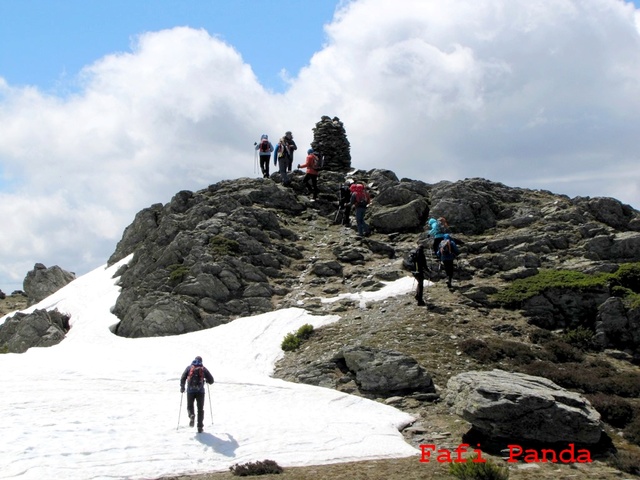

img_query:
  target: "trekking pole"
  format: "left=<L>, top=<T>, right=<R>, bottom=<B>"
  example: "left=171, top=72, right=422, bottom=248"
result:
left=207, top=383, right=214, bottom=425
left=177, top=391, right=183, bottom=430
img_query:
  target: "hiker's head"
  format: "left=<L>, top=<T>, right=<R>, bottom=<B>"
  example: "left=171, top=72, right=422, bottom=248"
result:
left=429, top=218, right=437, bottom=226
left=307, top=148, right=314, bottom=154
left=194, top=356, right=203, bottom=364
left=261, top=134, right=268, bottom=140
left=285, top=131, right=293, bottom=138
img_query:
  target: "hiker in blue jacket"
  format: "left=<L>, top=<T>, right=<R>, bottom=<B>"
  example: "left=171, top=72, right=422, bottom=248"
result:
left=436, top=234, right=459, bottom=289
left=180, top=356, right=214, bottom=433
left=427, top=217, right=449, bottom=255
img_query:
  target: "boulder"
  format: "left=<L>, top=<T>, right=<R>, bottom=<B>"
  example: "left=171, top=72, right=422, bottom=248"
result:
left=0, top=309, right=70, bottom=353
left=595, top=297, right=640, bottom=354
left=446, top=369, right=602, bottom=444
left=23, top=264, right=76, bottom=306
left=337, top=346, right=435, bottom=395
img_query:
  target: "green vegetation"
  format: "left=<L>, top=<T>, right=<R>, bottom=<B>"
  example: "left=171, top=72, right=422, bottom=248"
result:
left=281, top=324, right=315, bottom=352
left=607, top=447, right=640, bottom=475
left=168, top=264, right=190, bottom=283
left=209, top=235, right=240, bottom=256
left=492, top=263, right=640, bottom=307
left=448, top=455, right=509, bottom=480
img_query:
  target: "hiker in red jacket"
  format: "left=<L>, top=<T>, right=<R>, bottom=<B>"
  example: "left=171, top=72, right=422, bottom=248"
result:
left=180, top=356, right=214, bottom=433
left=298, top=149, right=320, bottom=200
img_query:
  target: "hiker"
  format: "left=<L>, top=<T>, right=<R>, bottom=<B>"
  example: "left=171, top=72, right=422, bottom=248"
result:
left=427, top=217, right=449, bottom=255
left=350, top=182, right=370, bottom=237
left=180, top=355, right=214, bottom=433
left=255, top=134, right=273, bottom=178
left=274, top=131, right=297, bottom=184
left=414, top=244, right=428, bottom=306
left=338, top=181, right=353, bottom=225
left=298, top=148, right=320, bottom=200
left=436, top=234, right=459, bottom=289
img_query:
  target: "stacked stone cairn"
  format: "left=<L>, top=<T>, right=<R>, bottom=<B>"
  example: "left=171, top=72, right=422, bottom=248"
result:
left=310, top=116, right=351, bottom=173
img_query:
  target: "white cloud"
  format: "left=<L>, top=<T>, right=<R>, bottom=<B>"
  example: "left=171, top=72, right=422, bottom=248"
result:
left=1, top=0, right=640, bottom=292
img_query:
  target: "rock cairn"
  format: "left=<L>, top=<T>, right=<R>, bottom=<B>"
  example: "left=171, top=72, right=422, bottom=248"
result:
left=311, top=116, right=351, bottom=173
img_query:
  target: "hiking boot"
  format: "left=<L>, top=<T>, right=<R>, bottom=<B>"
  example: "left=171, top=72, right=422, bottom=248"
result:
left=198, top=426, right=203, bottom=433
left=189, top=414, right=195, bottom=427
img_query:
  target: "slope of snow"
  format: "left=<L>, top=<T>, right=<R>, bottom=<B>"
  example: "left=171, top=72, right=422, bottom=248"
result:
left=0, top=258, right=419, bottom=480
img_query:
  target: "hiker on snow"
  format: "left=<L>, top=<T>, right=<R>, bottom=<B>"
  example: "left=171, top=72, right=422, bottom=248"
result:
left=180, top=356, right=214, bottom=433
left=255, top=134, right=273, bottom=178
left=350, top=182, right=370, bottom=237
left=274, top=131, right=297, bottom=185
left=298, top=148, right=320, bottom=200
left=414, top=243, right=428, bottom=306
left=427, top=217, right=449, bottom=255
left=436, top=234, right=459, bottom=289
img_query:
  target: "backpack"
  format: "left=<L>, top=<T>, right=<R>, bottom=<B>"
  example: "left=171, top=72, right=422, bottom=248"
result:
left=355, top=190, right=368, bottom=207
left=404, top=248, right=419, bottom=273
left=311, top=153, right=324, bottom=170
left=187, top=365, right=204, bottom=390
left=439, top=239, right=452, bottom=257
left=259, top=139, right=270, bottom=153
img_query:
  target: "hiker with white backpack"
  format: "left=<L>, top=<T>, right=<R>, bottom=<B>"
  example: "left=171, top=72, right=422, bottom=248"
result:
left=254, top=134, right=273, bottom=178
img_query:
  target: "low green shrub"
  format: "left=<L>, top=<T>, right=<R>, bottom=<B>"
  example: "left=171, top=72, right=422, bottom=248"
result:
left=229, top=459, right=283, bottom=476
left=209, top=235, right=240, bottom=256
left=459, top=338, right=538, bottom=365
left=561, top=326, right=597, bottom=352
left=168, top=264, right=190, bottom=282
left=281, top=324, right=315, bottom=352
left=449, top=455, right=509, bottom=480
left=281, top=333, right=301, bottom=352
left=624, top=417, right=640, bottom=447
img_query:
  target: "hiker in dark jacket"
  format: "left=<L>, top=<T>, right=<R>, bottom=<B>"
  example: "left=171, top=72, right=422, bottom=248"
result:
left=414, top=244, right=428, bottom=306
left=436, top=234, right=459, bottom=289
left=274, top=131, right=297, bottom=184
left=338, top=181, right=353, bottom=225
left=298, top=149, right=320, bottom=200
left=180, top=356, right=214, bottom=433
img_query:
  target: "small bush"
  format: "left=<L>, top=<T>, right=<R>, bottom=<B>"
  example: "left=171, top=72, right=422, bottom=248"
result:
left=544, top=340, right=585, bottom=363
left=561, top=326, right=597, bottom=352
left=459, top=338, right=538, bottom=365
left=281, top=324, right=315, bottom=352
left=296, top=323, right=314, bottom=340
left=449, top=455, right=509, bottom=480
left=229, top=459, right=283, bottom=476
left=586, top=393, right=634, bottom=428
left=281, top=333, right=301, bottom=352
left=607, top=448, right=640, bottom=476
left=624, top=416, right=640, bottom=447
left=168, top=264, right=190, bottom=282
left=209, top=235, right=240, bottom=256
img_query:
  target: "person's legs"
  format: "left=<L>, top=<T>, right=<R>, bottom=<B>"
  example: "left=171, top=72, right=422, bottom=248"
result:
left=416, top=274, right=425, bottom=305
left=195, top=392, right=205, bottom=432
left=260, top=156, right=269, bottom=178
left=444, top=260, right=454, bottom=287
left=279, top=159, right=289, bottom=185
left=311, top=175, right=319, bottom=199
left=303, top=174, right=312, bottom=195
left=186, top=392, right=196, bottom=427
left=355, top=208, right=365, bottom=235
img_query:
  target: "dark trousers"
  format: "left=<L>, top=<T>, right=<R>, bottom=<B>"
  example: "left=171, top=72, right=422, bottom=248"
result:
left=341, top=203, right=351, bottom=225
left=259, top=155, right=270, bottom=178
left=187, top=391, right=205, bottom=428
left=303, top=173, right=319, bottom=199
left=442, top=259, right=455, bottom=285
left=278, top=157, right=290, bottom=185
left=415, top=273, right=425, bottom=304
left=355, top=207, right=368, bottom=235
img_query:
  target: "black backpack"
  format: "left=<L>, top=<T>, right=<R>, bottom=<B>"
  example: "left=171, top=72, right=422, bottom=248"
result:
left=187, top=365, right=204, bottom=390
left=403, top=248, right=419, bottom=273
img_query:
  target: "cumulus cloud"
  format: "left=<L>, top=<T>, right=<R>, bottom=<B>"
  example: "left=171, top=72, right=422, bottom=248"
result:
left=1, top=0, right=640, bottom=291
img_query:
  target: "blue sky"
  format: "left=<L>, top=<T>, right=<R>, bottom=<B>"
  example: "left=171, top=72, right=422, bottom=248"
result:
left=0, top=0, right=340, bottom=94
left=1, top=0, right=640, bottom=293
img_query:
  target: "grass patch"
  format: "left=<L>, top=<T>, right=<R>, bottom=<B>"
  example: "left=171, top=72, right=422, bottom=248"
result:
left=168, top=264, right=190, bottom=283
left=229, top=459, right=283, bottom=476
left=459, top=338, right=539, bottom=366
left=448, top=455, right=509, bottom=480
left=585, top=393, right=635, bottom=428
left=607, top=447, right=640, bottom=475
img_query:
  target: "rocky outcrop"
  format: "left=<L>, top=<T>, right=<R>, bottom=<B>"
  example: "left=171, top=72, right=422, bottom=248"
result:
left=445, top=369, right=602, bottom=444
left=0, top=308, right=70, bottom=353
left=595, top=297, right=640, bottom=354
left=337, top=346, right=435, bottom=395
left=23, top=263, right=76, bottom=306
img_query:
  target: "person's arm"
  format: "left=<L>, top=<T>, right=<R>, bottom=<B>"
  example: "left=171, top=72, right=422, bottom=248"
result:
left=204, top=368, right=214, bottom=384
left=180, top=367, right=188, bottom=392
